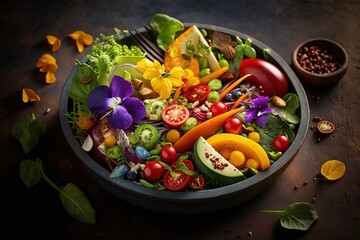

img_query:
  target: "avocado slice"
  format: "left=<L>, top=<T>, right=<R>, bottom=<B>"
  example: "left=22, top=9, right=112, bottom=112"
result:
left=193, top=136, right=246, bottom=187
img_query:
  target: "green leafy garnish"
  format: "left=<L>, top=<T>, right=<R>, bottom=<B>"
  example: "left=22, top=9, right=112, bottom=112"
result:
left=20, top=158, right=96, bottom=224
left=270, top=93, right=300, bottom=125
left=12, top=113, right=46, bottom=154
left=69, top=60, right=97, bottom=103
left=150, top=13, right=185, bottom=51
left=260, top=202, right=318, bottom=231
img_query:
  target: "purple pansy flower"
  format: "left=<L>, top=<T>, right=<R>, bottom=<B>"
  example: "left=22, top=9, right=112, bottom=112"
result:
left=87, top=75, right=146, bottom=129
left=244, top=96, right=273, bottom=128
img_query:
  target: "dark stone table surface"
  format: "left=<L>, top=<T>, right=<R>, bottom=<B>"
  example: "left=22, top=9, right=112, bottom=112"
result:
left=1, top=0, right=359, bottom=239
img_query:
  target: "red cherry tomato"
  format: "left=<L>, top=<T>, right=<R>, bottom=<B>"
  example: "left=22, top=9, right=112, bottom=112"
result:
left=184, top=84, right=211, bottom=103
left=163, top=159, right=193, bottom=191
left=239, top=58, right=289, bottom=97
left=142, top=160, right=165, bottom=182
left=273, top=134, right=290, bottom=151
left=162, top=104, right=190, bottom=128
left=189, top=174, right=205, bottom=190
left=160, top=145, right=177, bottom=164
left=210, top=101, right=227, bottom=117
left=223, top=117, right=243, bottom=134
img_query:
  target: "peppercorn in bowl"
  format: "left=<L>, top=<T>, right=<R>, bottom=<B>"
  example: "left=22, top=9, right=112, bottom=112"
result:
left=292, top=38, right=348, bottom=87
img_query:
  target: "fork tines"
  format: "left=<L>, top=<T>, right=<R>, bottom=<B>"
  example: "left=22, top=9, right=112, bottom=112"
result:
left=129, top=29, right=164, bottom=63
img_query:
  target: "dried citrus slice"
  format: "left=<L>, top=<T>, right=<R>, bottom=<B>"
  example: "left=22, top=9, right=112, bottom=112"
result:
left=320, top=160, right=345, bottom=180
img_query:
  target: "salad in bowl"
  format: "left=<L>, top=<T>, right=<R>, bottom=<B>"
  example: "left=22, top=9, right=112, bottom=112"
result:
left=60, top=14, right=308, bottom=213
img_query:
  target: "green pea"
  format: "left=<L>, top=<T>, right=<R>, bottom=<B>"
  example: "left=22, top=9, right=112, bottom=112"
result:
left=106, top=145, right=122, bottom=159
left=200, top=68, right=211, bottom=78
left=207, top=91, right=220, bottom=102
left=123, top=70, right=132, bottom=81
left=208, top=79, right=222, bottom=91
left=244, top=46, right=256, bottom=58
left=219, top=59, right=229, bottom=68
left=199, top=57, right=209, bottom=69
left=179, top=117, right=198, bottom=132
left=200, top=28, right=207, bottom=38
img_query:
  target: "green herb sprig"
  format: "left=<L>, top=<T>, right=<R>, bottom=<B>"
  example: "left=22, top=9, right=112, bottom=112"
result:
left=260, top=202, right=318, bottom=231
left=20, top=158, right=96, bottom=224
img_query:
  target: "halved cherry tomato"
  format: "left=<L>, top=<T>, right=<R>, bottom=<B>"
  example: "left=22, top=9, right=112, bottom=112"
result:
left=223, top=116, right=243, bottom=134
left=162, top=104, right=190, bottom=128
left=142, top=160, right=165, bottom=182
left=210, top=101, right=227, bottom=117
left=163, top=159, right=193, bottom=191
left=184, top=84, right=211, bottom=103
left=272, top=134, right=290, bottom=151
left=239, top=58, right=289, bottom=97
left=160, top=145, right=177, bottom=164
left=189, top=174, right=205, bottom=190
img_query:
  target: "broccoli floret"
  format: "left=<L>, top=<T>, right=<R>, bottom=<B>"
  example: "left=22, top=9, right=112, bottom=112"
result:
left=86, top=32, right=144, bottom=86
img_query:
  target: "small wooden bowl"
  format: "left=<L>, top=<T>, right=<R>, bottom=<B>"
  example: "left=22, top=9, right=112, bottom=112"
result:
left=292, top=38, right=348, bottom=87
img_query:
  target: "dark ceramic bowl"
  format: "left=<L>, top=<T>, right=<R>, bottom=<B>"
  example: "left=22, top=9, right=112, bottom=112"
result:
left=59, top=23, right=309, bottom=214
left=292, top=38, right=348, bottom=87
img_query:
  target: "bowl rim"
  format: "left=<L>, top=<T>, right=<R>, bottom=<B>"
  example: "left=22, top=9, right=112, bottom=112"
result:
left=59, top=23, right=310, bottom=209
left=291, top=38, right=349, bottom=78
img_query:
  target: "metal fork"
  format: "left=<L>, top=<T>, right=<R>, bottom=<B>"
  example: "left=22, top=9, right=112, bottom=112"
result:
left=129, top=27, right=164, bottom=63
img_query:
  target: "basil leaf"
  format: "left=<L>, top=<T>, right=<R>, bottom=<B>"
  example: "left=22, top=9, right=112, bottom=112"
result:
left=19, top=159, right=42, bottom=187
left=260, top=202, right=318, bottom=231
left=150, top=14, right=185, bottom=51
left=12, top=113, right=46, bottom=154
left=69, top=60, right=97, bottom=103
left=60, top=183, right=96, bottom=224
left=270, top=93, right=300, bottom=125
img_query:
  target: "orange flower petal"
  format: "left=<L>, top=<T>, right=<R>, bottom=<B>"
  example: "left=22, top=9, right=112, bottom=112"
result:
left=22, top=88, right=40, bottom=102
left=76, top=40, right=85, bottom=53
left=69, top=30, right=93, bottom=52
left=45, top=71, right=56, bottom=84
left=79, top=33, right=93, bottom=45
left=36, top=53, right=56, bottom=67
left=46, top=35, right=61, bottom=52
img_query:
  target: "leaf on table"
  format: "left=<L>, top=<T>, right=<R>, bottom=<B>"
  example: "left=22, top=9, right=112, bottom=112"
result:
left=320, top=159, right=346, bottom=180
left=60, top=183, right=96, bottom=224
left=12, top=113, right=46, bottom=154
left=19, top=159, right=42, bottom=187
left=260, top=202, right=318, bottom=231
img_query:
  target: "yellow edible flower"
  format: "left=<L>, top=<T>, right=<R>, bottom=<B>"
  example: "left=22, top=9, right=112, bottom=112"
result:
left=137, top=59, right=184, bottom=99
left=36, top=53, right=58, bottom=84
left=182, top=69, right=200, bottom=90
left=22, top=88, right=40, bottom=102
left=68, top=30, right=93, bottom=53
left=46, top=35, right=61, bottom=52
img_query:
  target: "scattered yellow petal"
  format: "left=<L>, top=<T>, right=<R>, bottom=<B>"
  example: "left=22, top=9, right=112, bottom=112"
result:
left=36, top=53, right=56, bottom=67
left=46, top=35, right=61, bottom=52
left=22, top=88, right=40, bottom=102
left=68, top=30, right=93, bottom=53
left=45, top=71, right=57, bottom=84
left=320, top=159, right=346, bottom=180
left=36, top=54, right=57, bottom=84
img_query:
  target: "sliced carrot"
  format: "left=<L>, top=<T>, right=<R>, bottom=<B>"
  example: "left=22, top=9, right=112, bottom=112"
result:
left=199, top=66, right=229, bottom=84
left=173, top=107, right=244, bottom=153
left=230, top=93, right=249, bottom=110
left=219, top=74, right=252, bottom=101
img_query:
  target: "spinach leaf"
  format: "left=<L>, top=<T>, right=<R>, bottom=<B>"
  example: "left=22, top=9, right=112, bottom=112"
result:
left=20, top=159, right=42, bottom=187
left=260, top=202, right=318, bottom=231
left=12, top=113, right=46, bottom=154
left=257, top=114, right=296, bottom=153
left=69, top=60, right=97, bottom=103
left=19, top=158, right=96, bottom=224
left=60, top=183, right=96, bottom=224
left=150, top=14, right=185, bottom=51
left=270, top=93, right=300, bottom=125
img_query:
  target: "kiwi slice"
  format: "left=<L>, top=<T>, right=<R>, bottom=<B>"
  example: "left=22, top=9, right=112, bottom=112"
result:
left=144, top=98, right=169, bottom=121
left=129, top=124, right=160, bottom=150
